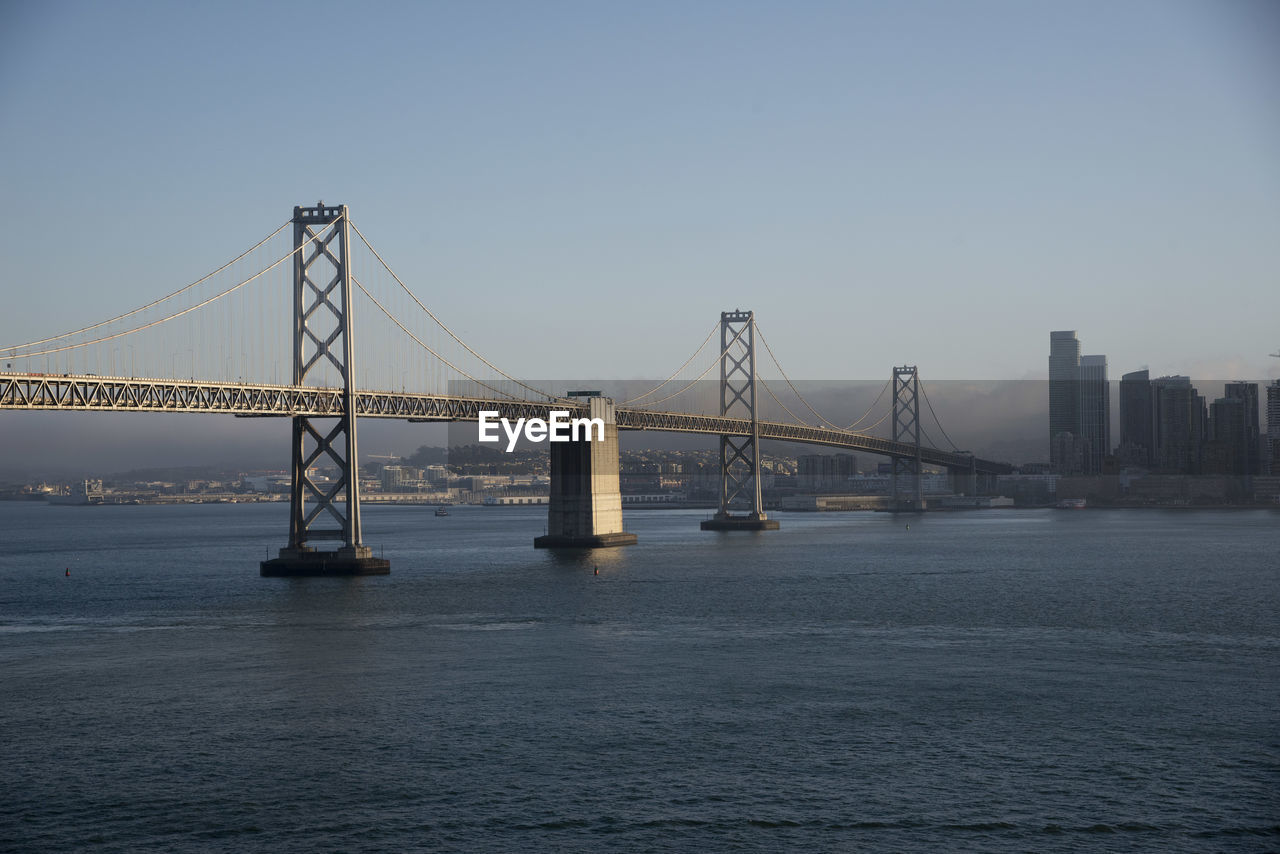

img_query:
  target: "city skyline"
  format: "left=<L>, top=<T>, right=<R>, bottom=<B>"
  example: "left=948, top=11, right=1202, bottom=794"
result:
left=1050, top=328, right=1277, bottom=476
left=1, top=1, right=1277, bottom=385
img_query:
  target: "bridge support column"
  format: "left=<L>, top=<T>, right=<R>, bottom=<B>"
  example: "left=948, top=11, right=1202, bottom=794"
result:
left=534, top=397, right=637, bottom=549
left=891, top=365, right=924, bottom=512
left=262, top=202, right=389, bottom=577
left=702, top=309, right=779, bottom=532
left=948, top=466, right=976, bottom=496
left=948, top=453, right=977, bottom=496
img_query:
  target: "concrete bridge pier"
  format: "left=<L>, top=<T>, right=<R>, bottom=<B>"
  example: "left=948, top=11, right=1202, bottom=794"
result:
left=534, top=397, right=637, bottom=549
left=948, top=465, right=977, bottom=497
left=946, top=463, right=1001, bottom=498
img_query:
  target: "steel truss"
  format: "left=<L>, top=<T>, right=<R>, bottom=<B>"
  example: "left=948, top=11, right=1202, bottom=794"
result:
left=891, top=365, right=923, bottom=511
left=710, top=310, right=768, bottom=521
left=0, top=373, right=1012, bottom=475
left=286, top=203, right=364, bottom=552
left=0, top=375, right=560, bottom=419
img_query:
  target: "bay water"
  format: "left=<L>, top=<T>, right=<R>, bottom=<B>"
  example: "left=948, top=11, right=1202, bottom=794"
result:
left=2, top=502, right=1277, bottom=852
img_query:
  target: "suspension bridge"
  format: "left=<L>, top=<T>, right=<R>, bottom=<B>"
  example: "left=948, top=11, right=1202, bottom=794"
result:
left=0, top=203, right=1011, bottom=575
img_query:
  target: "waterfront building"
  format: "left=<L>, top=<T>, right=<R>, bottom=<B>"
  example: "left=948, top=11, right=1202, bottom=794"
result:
left=1048, top=331, right=1080, bottom=472
left=380, top=465, right=424, bottom=491
left=1051, top=431, right=1086, bottom=477
left=1267, top=381, right=1280, bottom=474
left=797, top=453, right=857, bottom=490
left=1207, top=396, right=1246, bottom=475
left=1048, top=331, right=1108, bottom=474
left=1117, top=369, right=1153, bottom=466
left=1078, top=354, right=1109, bottom=474
left=1152, top=376, right=1204, bottom=474
left=1223, top=382, right=1261, bottom=475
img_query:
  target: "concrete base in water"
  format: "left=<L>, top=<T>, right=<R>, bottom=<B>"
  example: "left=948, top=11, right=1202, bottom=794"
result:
left=260, top=545, right=390, bottom=577
left=700, top=515, right=781, bottom=531
left=537, top=397, right=637, bottom=551
left=533, top=532, right=639, bottom=549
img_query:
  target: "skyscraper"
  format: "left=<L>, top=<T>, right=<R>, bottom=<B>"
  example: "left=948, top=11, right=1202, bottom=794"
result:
left=1048, top=331, right=1109, bottom=474
left=1207, top=396, right=1247, bottom=475
left=1152, top=376, right=1204, bottom=474
left=1267, top=380, right=1280, bottom=474
left=1118, top=369, right=1153, bottom=466
left=1222, top=382, right=1260, bottom=475
left=1078, top=355, right=1110, bottom=474
left=1049, top=331, right=1080, bottom=471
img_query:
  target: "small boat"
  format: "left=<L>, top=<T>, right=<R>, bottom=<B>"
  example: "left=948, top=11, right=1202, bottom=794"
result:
left=434, top=506, right=450, bottom=517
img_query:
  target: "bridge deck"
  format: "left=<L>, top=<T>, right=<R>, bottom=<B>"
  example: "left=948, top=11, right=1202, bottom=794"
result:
left=0, top=373, right=1011, bottom=473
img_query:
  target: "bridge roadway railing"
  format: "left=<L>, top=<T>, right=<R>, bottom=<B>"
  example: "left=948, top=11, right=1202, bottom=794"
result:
left=0, top=373, right=574, bottom=423
left=613, top=409, right=1010, bottom=474
left=0, top=373, right=1011, bottom=475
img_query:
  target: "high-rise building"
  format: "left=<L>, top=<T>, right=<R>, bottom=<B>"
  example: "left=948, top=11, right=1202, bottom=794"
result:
left=1152, top=376, right=1204, bottom=474
left=1207, top=396, right=1247, bottom=475
left=1078, top=354, right=1110, bottom=474
left=1048, top=332, right=1110, bottom=474
left=797, top=453, right=857, bottom=490
left=1118, top=369, right=1153, bottom=466
left=1222, top=382, right=1260, bottom=475
left=1049, top=331, right=1080, bottom=472
left=1051, top=432, right=1086, bottom=476
left=1267, top=380, right=1280, bottom=474
left=380, top=464, right=423, bottom=491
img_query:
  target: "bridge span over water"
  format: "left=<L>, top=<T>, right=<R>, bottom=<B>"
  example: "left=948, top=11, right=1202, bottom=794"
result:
left=0, top=373, right=1009, bottom=475
left=1, top=202, right=1013, bottom=575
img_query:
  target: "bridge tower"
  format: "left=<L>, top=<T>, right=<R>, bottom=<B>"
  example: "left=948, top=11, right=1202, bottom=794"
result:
left=891, top=365, right=924, bottom=512
left=702, top=310, right=779, bottom=531
left=261, top=203, right=389, bottom=576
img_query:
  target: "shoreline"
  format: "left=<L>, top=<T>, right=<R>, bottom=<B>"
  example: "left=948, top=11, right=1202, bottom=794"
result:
left=10, top=496, right=1278, bottom=511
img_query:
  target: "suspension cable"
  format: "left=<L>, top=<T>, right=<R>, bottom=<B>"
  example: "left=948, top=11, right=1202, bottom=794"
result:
left=8, top=221, right=336, bottom=359
left=755, top=322, right=891, bottom=431
left=352, top=277, right=519, bottom=400
left=758, top=376, right=812, bottom=426
left=348, top=219, right=563, bottom=403
left=759, top=374, right=894, bottom=438
left=918, top=376, right=960, bottom=451
left=630, top=321, right=750, bottom=408
left=841, top=379, right=891, bottom=431
left=1, top=220, right=291, bottom=355
left=753, top=323, right=845, bottom=429
left=622, top=320, right=719, bottom=405
left=861, top=408, right=892, bottom=434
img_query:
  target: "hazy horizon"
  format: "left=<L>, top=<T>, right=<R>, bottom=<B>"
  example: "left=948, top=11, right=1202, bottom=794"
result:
left=2, top=1, right=1278, bottom=478
left=3, top=376, right=1273, bottom=481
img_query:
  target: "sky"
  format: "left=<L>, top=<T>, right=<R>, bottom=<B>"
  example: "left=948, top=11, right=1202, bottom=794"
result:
left=1, top=0, right=1278, bottom=472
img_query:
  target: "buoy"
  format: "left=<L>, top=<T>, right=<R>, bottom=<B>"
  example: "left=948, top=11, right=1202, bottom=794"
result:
left=65, top=568, right=70, bottom=577
left=593, top=565, right=599, bottom=575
